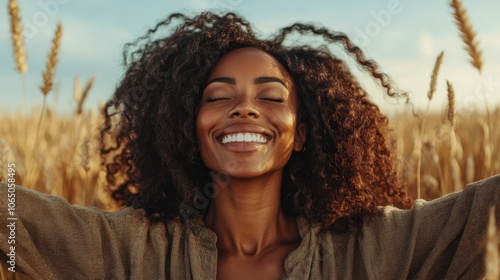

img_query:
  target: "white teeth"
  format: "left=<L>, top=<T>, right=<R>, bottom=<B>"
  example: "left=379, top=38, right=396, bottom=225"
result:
left=221, top=133, right=268, bottom=144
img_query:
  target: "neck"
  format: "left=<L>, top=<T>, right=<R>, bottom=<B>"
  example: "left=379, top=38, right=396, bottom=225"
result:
left=204, top=170, right=299, bottom=256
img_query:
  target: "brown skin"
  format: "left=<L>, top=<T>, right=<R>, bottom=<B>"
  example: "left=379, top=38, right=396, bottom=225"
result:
left=196, top=47, right=307, bottom=279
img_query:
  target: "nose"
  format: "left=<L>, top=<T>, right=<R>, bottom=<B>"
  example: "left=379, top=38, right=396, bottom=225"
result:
left=228, top=99, right=260, bottom=118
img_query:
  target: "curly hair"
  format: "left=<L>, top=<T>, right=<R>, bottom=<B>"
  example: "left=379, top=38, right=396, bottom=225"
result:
left=100, top=11, right=413, bottom=232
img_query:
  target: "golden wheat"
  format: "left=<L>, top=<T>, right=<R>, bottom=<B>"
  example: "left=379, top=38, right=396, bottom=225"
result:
left=428, top=51, right=444, bottom=102
left=75, top=76, right=95, bottom=115
left=0, top=140, right=6, bottom=183
left=479, top=120, right=493, bottom=177
left=450, top=0, right=495, bottom=179
left=8, top=0, right=27, bottom=74
left=415, top=51, right=446, bottom=199
left=465, top=154, right=475, bottom=183
left=446, top=81, right=455, bottom=126
left=73, top=76, right=81, bottom=104
left=449, top=129, right=463, bottom=192
left=451, top=0, right=493, bottom=176
left=80, top=134, right=90, bottom=173
left=40, top=23, right=63, bottom=96
left=450, top=0, right=483, bottom=73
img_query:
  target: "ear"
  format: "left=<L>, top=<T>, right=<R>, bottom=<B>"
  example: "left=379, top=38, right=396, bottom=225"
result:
left=293, top=122, right=307, bottom=152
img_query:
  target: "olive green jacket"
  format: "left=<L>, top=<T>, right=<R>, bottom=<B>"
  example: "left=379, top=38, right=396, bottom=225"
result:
left=1, top=175, right=499, bottom=279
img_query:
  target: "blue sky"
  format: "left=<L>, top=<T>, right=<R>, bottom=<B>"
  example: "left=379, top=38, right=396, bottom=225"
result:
left=1, top=0, right=499, bottom=116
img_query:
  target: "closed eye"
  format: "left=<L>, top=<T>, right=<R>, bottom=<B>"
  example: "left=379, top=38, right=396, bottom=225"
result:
left=206, top=96, right=231, bottom=102
left=261, top=97, right=285, bottom=102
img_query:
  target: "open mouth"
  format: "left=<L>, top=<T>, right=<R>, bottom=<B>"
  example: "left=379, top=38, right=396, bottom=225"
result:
left=219, top=133, right=271, bottom=144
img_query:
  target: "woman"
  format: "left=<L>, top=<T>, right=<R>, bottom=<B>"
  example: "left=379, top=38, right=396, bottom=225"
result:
left=1, top=12, right=499, bottom=280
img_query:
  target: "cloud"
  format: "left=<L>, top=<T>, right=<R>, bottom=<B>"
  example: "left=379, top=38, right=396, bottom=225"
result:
left=419, top=32, right=435, bottom=57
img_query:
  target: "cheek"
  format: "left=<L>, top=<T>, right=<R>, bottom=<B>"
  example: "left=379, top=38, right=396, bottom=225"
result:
left=272, top=109, right=297, bottom=136
left=196, top=108, right=214, bottom=146
left=269, top=109, right=298, bottom=168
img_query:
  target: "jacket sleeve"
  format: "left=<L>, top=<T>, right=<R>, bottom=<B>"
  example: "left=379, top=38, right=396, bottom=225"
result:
left=359, top=174, right=500, bottom=279
left=0, top=182, right=143, bottom=279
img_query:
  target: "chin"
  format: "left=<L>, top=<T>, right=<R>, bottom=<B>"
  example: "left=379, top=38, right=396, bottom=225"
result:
left=217, top=168, right=265, bottom=179
left=218, top=164, right=282, bottom=180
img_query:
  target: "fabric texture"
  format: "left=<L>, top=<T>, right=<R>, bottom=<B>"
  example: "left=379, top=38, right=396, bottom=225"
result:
left=0, top=175, right=499, bottom=280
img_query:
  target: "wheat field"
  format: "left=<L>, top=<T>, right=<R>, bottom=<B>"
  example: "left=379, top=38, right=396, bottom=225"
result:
left=1, top=0, right=499, bottom=279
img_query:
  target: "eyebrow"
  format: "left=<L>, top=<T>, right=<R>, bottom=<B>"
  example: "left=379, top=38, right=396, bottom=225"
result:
left=204, top=76, right=288, bottom=89
left=205, top=77, right=236, bottom=86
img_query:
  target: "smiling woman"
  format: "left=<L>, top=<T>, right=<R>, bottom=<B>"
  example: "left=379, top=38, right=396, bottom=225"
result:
left=1, top=11, right=499, bottom=280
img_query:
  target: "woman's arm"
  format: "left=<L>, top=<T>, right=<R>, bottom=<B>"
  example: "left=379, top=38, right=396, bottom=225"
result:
left=0, top=183, right=145, bottom=279
left=360, top=174, right=500, bottom=279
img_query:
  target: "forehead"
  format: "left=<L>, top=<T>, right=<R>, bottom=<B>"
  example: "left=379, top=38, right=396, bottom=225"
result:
left=209, top=47, right=293, bottom=87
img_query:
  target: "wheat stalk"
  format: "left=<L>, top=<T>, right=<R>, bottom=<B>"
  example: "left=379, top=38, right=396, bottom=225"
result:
left=446, top=80, right=456, bottom=126
left=8, top=0, right=28, bottom=103
left=75, top=75, right=95, bottom=115
left=428, top=51, right=444, bottom=102
left=449, top=135, right=463, bottom=192
left=30, top=23, right=63, bottom=189
left=450, top=0, right=483, bottom=73
left=80, top=134, right=90, bottom=173
left=485, top=206, right=500, bottom=280
left=480, top=120, right=493, bottom=178
left=82, top=76, right=95, bottom=100
left=40, top=22, right=63, bottom=95
left=80, top=132, right=90, bottom=205
left=8, top=0, right=28, bottom=74
left=446, top=80, right=462, bottom=191
left=416, top=52, right=445, bottom=199
left=465, top=154, right=475, bottom=183
left=450, top=0, right=494, bottom=177
left=0, top=139, right=6, bottom=182
left=73, top=75, right=81, bottom=103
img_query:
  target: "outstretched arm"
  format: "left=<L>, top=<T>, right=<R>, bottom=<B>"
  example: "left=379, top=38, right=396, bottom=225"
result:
left=0, top=183, right=129, bottom=279
left=362, top=174, right=500, bottom=279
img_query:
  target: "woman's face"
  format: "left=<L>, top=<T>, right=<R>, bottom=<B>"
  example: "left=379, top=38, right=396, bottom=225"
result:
left=196, top=47, right=306, bottom=179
